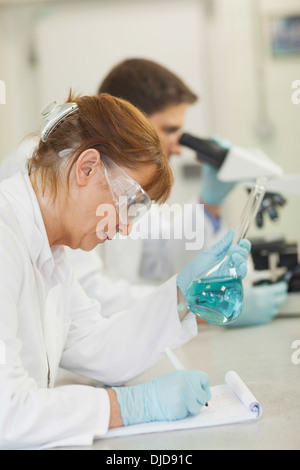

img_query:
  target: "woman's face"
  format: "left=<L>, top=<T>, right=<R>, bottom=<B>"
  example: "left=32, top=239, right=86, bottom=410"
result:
left=68, top=149, right=155, bottom=251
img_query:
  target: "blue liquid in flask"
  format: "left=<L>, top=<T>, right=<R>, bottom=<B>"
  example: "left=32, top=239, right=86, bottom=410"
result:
left=186, top=276, right=243, bottom=325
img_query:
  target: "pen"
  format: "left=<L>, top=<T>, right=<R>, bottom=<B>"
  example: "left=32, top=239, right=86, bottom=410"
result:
left=164, top=347, right=209, bottom=407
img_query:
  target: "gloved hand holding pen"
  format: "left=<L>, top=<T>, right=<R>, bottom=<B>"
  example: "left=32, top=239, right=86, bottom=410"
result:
left=112, top=370, right=211, bottom=425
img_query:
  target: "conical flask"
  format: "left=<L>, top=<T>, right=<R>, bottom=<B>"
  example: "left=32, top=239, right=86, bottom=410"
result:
left=186, top=177, right=267, bottom=325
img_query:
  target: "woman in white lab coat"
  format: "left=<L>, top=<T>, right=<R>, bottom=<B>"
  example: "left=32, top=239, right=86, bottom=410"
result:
left=0, top=88, right=253, bottom=449
left=0, top=91, right=251, bottom=449
left=0, top=92, right=203, bottom=449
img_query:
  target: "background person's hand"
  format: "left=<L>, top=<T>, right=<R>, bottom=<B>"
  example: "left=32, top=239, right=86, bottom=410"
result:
left=200, top=164, right=236, bottom=205
left=227, top=282, right=288, bottom=328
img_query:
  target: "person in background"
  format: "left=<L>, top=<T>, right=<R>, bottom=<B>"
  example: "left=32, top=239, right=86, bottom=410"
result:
left=97, top=58, right=288, bottom=328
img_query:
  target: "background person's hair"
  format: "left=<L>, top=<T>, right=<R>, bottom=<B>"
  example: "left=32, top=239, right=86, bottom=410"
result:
left=28, top=90, right=173, bottom=202
left=98, top=58, right=198, bottom=116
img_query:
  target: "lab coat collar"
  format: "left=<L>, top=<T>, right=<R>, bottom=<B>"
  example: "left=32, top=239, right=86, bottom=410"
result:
left=0, top=172, right=63, bottom=281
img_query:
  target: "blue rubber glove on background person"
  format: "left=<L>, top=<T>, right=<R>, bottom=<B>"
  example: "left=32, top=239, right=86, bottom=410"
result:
left=200, top=137, right=235, bottom=205
left=200, top=164, right=236, bottom=205
left=112, top=370, right=211, bottom=426
left=176, top=230, right=251, bottom=299
left=226, top=282, right=288, bottom=328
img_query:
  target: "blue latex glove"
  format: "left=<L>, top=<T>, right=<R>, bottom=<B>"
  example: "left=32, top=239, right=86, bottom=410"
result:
left=112, top=370, right=211, bottom=426
left=177, top=230, right=251, bottom=298
left=200, top=136, right=236, bottom=205
left=227, top=282, right=288, bottom=328
left=200, top=164, right=236, bottom=205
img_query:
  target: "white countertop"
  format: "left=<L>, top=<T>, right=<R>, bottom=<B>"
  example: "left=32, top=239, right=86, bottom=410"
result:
left=59, top=316, right=300, bottom=450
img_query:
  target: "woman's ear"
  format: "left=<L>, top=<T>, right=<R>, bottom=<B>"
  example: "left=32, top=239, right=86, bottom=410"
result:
left=75, top=149, right=101, bottom=186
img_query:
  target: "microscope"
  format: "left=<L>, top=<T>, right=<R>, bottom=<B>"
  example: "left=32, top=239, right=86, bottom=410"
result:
left=180, top=133, right=300, bottom=314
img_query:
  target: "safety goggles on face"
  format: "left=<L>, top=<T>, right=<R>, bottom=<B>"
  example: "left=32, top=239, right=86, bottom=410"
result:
left=101, top=155, right=152, bottom=225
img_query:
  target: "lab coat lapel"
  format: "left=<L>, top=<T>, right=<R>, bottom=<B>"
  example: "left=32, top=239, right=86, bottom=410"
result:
left=42, top=246, right=72, bottom=387
left=43, top=284, right=63, bottom=387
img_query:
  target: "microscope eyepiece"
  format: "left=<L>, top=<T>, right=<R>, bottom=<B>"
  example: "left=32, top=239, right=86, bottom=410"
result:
left=179, top=133, right=228, bottom=169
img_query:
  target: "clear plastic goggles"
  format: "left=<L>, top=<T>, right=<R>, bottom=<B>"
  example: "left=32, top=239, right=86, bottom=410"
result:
left=101, top=155, right=152, bottom=225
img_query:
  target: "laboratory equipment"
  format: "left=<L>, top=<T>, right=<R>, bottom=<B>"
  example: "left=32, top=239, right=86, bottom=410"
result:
left=186, top=177, right=267, bottom=325
left=254, top=192, right=286, bottom=228
left=179, top=133, right=285, bottom=227
left=250, top=237, right=300, bottom=316
left=179, top=133, right=283, bottom=181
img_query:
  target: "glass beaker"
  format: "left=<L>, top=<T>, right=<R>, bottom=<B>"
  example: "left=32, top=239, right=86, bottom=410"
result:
left=186, top=177, right=267, bottom=325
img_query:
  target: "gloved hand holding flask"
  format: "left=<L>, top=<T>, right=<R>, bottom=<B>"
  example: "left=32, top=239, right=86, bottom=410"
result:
left=176, top=230, right=251, bottom=298
left=177, top=177, right=267, bottom=325
left=176, top=230, right=251, bottom=325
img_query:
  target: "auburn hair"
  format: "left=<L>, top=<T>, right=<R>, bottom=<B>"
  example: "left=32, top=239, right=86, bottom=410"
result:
left=27, top=91, right=174, bottom=202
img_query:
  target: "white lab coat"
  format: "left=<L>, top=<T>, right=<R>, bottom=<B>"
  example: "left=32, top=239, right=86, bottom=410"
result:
left=0, top=172, right=196, bottom=449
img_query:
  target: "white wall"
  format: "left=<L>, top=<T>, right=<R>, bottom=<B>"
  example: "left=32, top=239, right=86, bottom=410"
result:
left=32, top=0, right=212, bottom=205
left=0, top=0, right=213, bottom=208
left=207, top=0, right=300, bottom=242
left=0, top=3, right=42, bottom=156
left=0, top=0, right=212, bottom=154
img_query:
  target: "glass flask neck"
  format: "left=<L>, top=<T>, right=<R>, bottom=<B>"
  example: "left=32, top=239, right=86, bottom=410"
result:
left=232, top=176, right=268, bottom=246
left=201, top=253, right=237, bottom=279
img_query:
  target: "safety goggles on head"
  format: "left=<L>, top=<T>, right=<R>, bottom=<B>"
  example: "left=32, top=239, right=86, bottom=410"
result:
left=40, top=100, right=78, bottom=142
left=101, top=155, right=152, bottom=225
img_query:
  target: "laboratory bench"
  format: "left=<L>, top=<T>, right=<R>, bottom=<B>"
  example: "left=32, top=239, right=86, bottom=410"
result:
left=58, top=315, right=300, bottom=450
